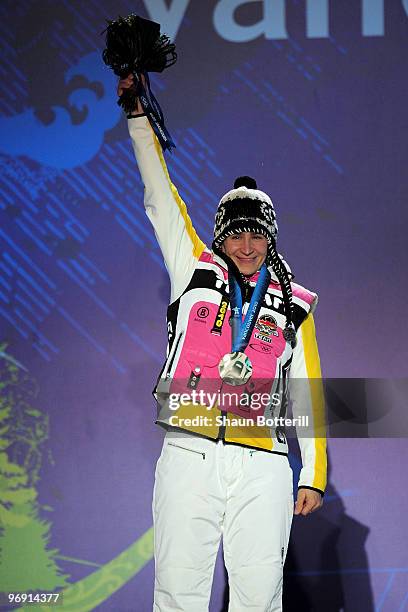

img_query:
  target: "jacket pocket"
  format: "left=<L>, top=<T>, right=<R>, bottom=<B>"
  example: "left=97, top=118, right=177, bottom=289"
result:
left=171, top=348, right=221, bottom=401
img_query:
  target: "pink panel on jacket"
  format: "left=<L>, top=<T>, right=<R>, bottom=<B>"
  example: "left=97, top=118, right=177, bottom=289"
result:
left=170, top=299, right=285, bottom=419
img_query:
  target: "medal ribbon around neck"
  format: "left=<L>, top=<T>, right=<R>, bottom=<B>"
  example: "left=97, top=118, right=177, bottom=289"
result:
left=229, top=263, right=271, bottom=352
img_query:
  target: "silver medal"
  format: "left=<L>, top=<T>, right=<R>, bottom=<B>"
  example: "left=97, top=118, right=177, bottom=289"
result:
left=218, top=351, right=253, bottom=386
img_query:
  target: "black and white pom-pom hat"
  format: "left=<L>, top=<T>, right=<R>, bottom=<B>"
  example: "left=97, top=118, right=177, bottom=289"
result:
left=213, top=176, right=278, bottom=251
left=212, top=176, right=297, bottom=346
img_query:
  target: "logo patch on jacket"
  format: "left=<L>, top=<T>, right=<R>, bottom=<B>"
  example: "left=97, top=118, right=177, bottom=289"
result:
left=196, top=306, right=209, bottom=318
left=195, top=306, right=209, bottom=323
left=254, top=314, right=279, bottom=343
left=249, top=342, right=272, bottom=354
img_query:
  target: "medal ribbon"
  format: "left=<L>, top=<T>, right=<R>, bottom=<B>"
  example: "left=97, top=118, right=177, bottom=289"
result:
left=229, top=264, right=271, bottom=352
left=136, top=71, right=176, bottom=152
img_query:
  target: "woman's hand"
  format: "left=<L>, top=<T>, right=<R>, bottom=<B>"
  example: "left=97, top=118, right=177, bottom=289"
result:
left=117, top=73, right=145, bottom=115
left=294, top=488, right=323, bottom=516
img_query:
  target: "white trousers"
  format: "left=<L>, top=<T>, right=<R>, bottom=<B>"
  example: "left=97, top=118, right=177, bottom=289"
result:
left=152, top=430, right=294, bottom=612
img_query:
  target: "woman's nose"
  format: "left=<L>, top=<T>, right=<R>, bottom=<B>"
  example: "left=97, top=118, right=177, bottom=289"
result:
left=241, top=236, right=253, bottom=253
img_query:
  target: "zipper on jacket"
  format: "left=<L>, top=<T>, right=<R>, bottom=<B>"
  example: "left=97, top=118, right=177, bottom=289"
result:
left=165, top=332, right=183, bottom=379
left=167, top=441, right=206, bottom=460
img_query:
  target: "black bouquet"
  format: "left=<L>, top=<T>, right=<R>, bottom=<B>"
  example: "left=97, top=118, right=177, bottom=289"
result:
left=102, top=14, right=177, bottom=150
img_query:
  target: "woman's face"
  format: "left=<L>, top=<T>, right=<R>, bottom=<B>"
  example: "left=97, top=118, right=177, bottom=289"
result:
left=221, top=232, right=268, bottom=276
